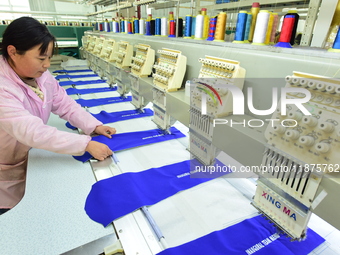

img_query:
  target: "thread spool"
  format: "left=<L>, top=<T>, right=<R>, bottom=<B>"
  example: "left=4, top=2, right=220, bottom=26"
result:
left=264, top=12, right=274, bottom=45
left=139, top=19, right=145, bottom=34
left=124, top=20, right=128, bottom=34
left=104, top=20, right=110, bottom=32
left=214, top=12, right=227, bottom=42
left=233, top=11, right=247, bottom=43
left=134, top=19, right=139, bottom=34
left=155, top=17, right=161, bottom=36
left=130, top=18, right=135, bottom=33
left=275, top=15, right=295, bottom=48
left=248, top=2, right=260, bottom=42
left=150, top=19, right=155, bottom=35
left=168, top=12, right=174, bottom=35
left=243, top=13, right=252, bottom=42
left=207, top=17, right=217, bottom=41
left=252, top=10, right=270, bottom=45
left=145, top=21, right=151, bottom=36
left=161, top=17, right=167, bottom=36
left=169, top=20, right=176, bottom=37
left=178, top=18, right=183, bottom=37
left=110, top=20, right=115, bottom=32
left=120, top=20, right=125, bottom=33
left=269, top=13, right=279, bottom=44
left=329, top=27, right=340, bottom=52
left=184, top=15, right=192, bottom=38
left=325, top=1, right=340, bottom=49
left=201, top=8, right=209, bottom=39
left=287, top=10, right=299, bottom=45
left=127, top=21, right=133, bottom=34
left=115, top=21, right=120, bottom=33
left=195, top=14, right=204, bottom=40
left=191, top=16, right=196, bottom=38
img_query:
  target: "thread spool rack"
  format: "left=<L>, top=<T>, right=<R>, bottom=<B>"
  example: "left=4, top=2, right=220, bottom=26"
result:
left=189, top=56, right=246, bottom=165
left=131, top=44, right=155, bottom=77
left=85, top=35, right=97, bottom=53
left=265, top=71, right=340, bottom=169
left=191, top=55, right=246, bottom=118
left=92, top=37, right=105, bottom=55
left=152, top=48, right=187, bottom=92
left=112, top=41, right=133, bottom=69
left=99, top=39, right=116, bottom=61
left=252, top=71, right=340, bottom=240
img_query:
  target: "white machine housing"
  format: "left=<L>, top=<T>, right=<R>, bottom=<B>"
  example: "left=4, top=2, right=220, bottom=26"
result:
left=152, top=48, right=187, bottom=92
left=112, top=41, right=133, bottom=69
left=252, top=71, right=340, bottom=240
left=189, top=56, right=246, bottom=165
left=131, top=44, right=155, bottom=77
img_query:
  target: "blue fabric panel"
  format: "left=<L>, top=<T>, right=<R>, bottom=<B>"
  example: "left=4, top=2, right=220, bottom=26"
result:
left=85, top=159, right=221, bottom=226
left=73, top=126, right=186, bottom=162
left=66, top=108, right=154, bottom=130
left=53, top=69, right=92, bottom=73
left=75, top=96, right=132, bottom=107
left=55, top=74, right=99, bottom=80
left=66, top=86, right=117, bottom=95
left=59, top=79, right=107, bottom=86
left=157, top=215, right=325, bottom=255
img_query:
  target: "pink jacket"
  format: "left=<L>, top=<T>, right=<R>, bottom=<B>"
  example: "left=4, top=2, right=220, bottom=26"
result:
left=0, top=57, right=102, bottom=209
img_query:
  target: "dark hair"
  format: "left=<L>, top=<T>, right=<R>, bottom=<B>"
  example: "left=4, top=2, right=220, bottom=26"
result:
left=1, top=16, right=56, bottom=59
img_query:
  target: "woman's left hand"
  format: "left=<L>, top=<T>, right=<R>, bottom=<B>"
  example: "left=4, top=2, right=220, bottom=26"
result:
left=94, top=125, right=116, bottom=138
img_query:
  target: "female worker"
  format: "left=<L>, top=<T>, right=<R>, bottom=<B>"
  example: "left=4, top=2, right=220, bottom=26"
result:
left=0, top=17, right=116, bottom=214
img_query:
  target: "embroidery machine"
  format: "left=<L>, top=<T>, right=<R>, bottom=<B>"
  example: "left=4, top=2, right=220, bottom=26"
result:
left=252, top=72, right=340, bottom=240
left=77, top=31, right=340, bottom=254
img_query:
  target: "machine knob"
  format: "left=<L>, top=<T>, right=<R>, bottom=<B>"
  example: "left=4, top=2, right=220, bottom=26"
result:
left=307, top=81, right=317, bottom=89
left=216, top=87, right=228, bottom=95
left=302, top=116, right=318, bottom=127
left=315, top=142, right=331, bottom=154
left=273, top=125, right=286, bottom=134
left=336, top=87, right=340, bottom=95
left=326, top=85, right=336, bottom=93
left=299, top=136, right=315, bottom=146
left=318, top=121, right=335, bottom=133
left=285, top=75, right=292, bottom=83
left=288, top=111, right=303, bottom=121
left=316, top=83, right=326, bottom=91
left=292, top=78, right=301, bottom=86
left=299, top=79, right=308, bottom=87
left=285, top=129, right=300, bottom=140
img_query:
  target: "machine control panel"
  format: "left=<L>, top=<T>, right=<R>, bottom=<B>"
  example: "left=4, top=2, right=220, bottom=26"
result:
left=131, top=44, right=155, bottom=77
left=112, top=41, right=133, bottom=69
left=152, top=48, right=187, bottom=92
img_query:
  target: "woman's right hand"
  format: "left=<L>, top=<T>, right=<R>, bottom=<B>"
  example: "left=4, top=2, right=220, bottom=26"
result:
left=85, top=141, right=113, bottom=161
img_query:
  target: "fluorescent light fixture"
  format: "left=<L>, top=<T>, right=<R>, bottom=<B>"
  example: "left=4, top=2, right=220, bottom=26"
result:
left=60, top=16, right=88, bottom=19
left=32, top=16, right=54, bottom=19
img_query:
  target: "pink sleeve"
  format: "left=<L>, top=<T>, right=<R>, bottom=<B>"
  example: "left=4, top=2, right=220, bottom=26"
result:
left=49, top=78, right=103, bottom=135
left=0, top=88, right=91, bottom=156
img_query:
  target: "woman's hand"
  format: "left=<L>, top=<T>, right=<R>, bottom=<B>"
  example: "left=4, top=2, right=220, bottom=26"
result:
left=85, top=141, right=113, bottom=161
left=94, top=125, right=116, bottom=138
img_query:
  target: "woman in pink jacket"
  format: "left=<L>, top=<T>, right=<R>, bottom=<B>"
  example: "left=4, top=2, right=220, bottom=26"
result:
left=0, top=17, right=116, bottom=215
